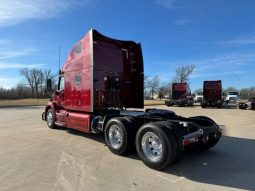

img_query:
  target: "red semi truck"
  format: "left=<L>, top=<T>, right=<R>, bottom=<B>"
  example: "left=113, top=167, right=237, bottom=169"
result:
left=201, top=80, right=224, bottom=108
left=42, top=29, right=221, bottom=170
left=165, top=83, right=193, bottom=107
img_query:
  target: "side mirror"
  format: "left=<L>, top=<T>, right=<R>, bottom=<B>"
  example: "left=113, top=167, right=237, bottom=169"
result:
left=46, top=79, right=52, bottom=91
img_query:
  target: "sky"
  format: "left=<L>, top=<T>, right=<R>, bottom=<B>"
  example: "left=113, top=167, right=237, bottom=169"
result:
left=0, top=0, right=255, bottom=91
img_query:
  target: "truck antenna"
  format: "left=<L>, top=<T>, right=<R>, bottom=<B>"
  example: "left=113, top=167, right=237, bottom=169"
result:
left=58, top=46, right=61, bottom=71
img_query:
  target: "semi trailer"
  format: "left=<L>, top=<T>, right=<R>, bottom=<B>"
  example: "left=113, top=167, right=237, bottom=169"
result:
left=165, top=83, right=194, bottom=107
left=42, top=29, right=221, bottom=170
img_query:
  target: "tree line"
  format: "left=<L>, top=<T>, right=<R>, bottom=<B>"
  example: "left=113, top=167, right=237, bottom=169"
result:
left=0, top=68, right=56, bottom=99
left=0, top=65, right=254, bottom=100
left=144, top=65, right=195, bottom=99
left=145, top=65, right=255, bottom=100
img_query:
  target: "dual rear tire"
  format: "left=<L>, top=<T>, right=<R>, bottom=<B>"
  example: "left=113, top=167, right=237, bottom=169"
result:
left=135, top=122, right=179, bottom=170
left=105, top=118, right=180, bottom=170
left=104, top=117, right=138, bottom=155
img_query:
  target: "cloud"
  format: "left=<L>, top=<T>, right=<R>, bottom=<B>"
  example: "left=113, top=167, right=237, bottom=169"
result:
left=0, top=48, right=37, bottom=60
left=0, top=39, right=38, bottom=61
left=155, top=0, right=174, bottom=9
left=188, top=53, right=255, bottom=79
left=0, top=0, right=90, bottom=27
left=153, top=53, right=255, bottom=81
left=174, top=18, right=191, bottom=26
left=216, top=34, right=255, bottom=46
left=191, top=70, right=245, bottom=79
left=0, top=62, right=44, bottom=69
left=0, top=39, right=43, bottom=69
left=226, top=35, right=255, bottom=46
left=0, top=77, right=23, bottom=89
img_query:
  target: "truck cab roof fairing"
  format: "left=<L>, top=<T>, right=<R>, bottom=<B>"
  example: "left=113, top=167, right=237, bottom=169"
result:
left=62, top=29, right=144, bottom=113
left=92, top=29, right=144, bottom=111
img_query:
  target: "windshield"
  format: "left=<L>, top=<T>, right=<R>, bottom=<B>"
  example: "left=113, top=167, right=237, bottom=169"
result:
left=228, top=92, right=238, bottom=95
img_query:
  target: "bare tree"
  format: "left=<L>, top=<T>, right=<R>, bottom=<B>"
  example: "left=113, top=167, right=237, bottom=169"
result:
left=173, top=64, right=195, bottom=83
left=32, top=69, right=44, bottom=98
left=247, top=87, right=255, bottom=100
left=147, top=76, right=160, bottom=99
left=240, top=88, right=249, bottom=99
left=44, top=69, right=51, bottom=80
left=20, top=68, right=35, bottom=97
left=158, top=86, right=167, bottom=100
left=248, top=87, right=255, bottom=99
left=165, top=82, right=172, bottom=98
left=20, top=68, right=46, bottom=98
left=43, top=69, right=57, bottom=97
left=193, top=88, right=203, bottom=95
left=223, top=87, right=238, bottom=96
left=144, top=75, right=149, bottom=97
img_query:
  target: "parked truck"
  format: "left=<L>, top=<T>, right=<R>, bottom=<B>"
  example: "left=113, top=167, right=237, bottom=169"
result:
left=165, top=83, right=193, bottom=107
left=201, top=80, right=224, bottom=108
left=225, top=91, right=239, bottom=104
left=42, top=29, right=221, bottom=170
left=194, top=94, right=203, bottom=103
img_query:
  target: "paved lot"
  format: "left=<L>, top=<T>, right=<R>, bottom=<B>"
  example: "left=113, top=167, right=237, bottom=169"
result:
left=0, top=105, right=254, bottom=191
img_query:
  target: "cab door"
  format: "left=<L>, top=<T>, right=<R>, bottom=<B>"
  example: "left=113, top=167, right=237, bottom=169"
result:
left=58, top=76, right=65, bottom=107
left=55, top=76, right=66, bottom=124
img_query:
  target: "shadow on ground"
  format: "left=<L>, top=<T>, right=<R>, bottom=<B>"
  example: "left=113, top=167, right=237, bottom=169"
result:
left=56, top=127, right=106, bottom=144
left=56, top=126, right=255, bottom=190
left=164, top=136, right=255, bottom=190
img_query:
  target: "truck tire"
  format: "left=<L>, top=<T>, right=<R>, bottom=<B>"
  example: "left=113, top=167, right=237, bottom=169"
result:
left=135, top=122, right=177, bottom=170
left=166, top=101, right=173, bottom=107
left=46, top=109, right=57, bottom=129
left=217, top=103, right=223, bottom=108
left=122, top=116, right=141, bottom=152
left=189, top=116, right=216, bottom=124
left=156, top=121, right=183, bottom=163
left=189, top=101, right=194, bottom=106
left=179, top=102, right=184, bottom=107
left=104, top=117, right=135, bottom=155
left=201, top=103, right=207, bottom=108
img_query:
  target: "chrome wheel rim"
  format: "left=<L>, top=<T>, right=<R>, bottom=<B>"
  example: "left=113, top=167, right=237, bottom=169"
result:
left=141, top=132, right=163, bottom=162
left=108, top=125, right=123, bottom=149
left=47, top=111, right=53, bottom=127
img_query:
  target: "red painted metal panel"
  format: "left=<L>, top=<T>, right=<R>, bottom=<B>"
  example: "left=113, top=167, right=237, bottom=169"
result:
left=62, top=31, right=92, bottom=112
left=203, top=80, right=222, bottom=101
left=172, top=83, right=188, bottom=91
left=49, top=29, right=144, bottom=132
left=65, top=111, right=90, bottom=133
left=172, top=83, right=190, bottom=100
left=92, top=30, right=144, bottom=111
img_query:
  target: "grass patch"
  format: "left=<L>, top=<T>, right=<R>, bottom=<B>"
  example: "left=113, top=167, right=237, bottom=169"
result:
left=0, top=99, right=49, bottom=108
left=0, top=98, right=165, bottom=108
left=144, top=100, right=165, bottom=106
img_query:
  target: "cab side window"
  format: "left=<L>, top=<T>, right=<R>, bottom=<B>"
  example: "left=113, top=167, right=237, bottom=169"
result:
left=59, top=76, right=65, bottom=91
left=75, top=44, right=83, bottom=55
left=75, top=75, right=81, bottom=86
